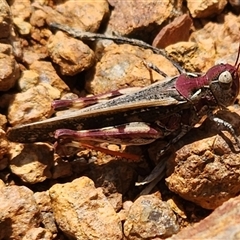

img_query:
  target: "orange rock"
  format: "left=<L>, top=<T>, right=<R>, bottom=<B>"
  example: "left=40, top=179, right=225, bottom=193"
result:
left=124, top=194, right=179, bottom=239
left=0, top=185, right=41, bottom=240
left=187, top=0, right=227, bottom=18
left=49, top=177, right=123, bottom=239
left=9, top=143, right=54, bottom=183
left=166, top=106, right=240, bottom=209
left=153, top=14, right=193, bottom=49
left=48, top=31, right=95, bottom=76
left=108, top=0, right=173, bottom=42
left=167, top=195, right=240, bottom=239
left=85, top=43, right=179, bottom=94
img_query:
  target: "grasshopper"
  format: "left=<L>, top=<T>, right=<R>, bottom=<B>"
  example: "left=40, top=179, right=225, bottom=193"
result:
left=6, top=23, right=240, bottom=185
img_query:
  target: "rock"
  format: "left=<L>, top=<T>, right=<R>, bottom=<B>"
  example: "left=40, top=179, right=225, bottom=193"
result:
left=9, top=143, right=53, bottom=184
left=229, top=0, right=240, bottom=12
left=166, top=41, right=199, bottom=72
left=0, top=0, right=12, bottom=38
left=0, top=179, right=5, bottom=189
left=166, top=195, right=240, bottom=239
left=153, top=14, right=193, bottom=49
left=30, top=9, right=47, bottom=28
left=51, top=157, right=72, bottom=179
left=10, top=0, right=31, bottom=20
left=186, top=0, right=227, bottom=18
left=0, top=53, right=20, bottom=91
left=30, top=61, right=69, bottom=94
left=118, top=200, right=133, bottom=221
left=0, top=42, right=14, bottom=55
left=107, top=0, right=173, bottom=42
left=23, top=48, right=48, bottom=65
left=23, top=49, right=44, bottom=65
left=166, top=106, right=240, bottom=209
left=34, top=191, right=58, bottom=234
left=48, top=31, right=95, bottom=76
left=49, top=176, right=122, bottom=239
left=0, top=129, right=9, bottom=169
left=0, top=40, right=22, bottom=66
left=124, top=194, right=179, bottom=239
left=17, top=70, right=39, bottom=91
left=30, top=26, right=52, bottom=47
left=0, top=185, right=41, bottom=240
left=22, top=227, right=53, bottom=240
left=85, top=43, right=179, bottom=94
left=13, top=17, right=32, bottom=35
left=1, top=1, right=240, bottom=238
left=10, top=36, right=23, bottom=60
left=55, top=0, right=109, bottom=32
left=86, top=161, right=137, bottom=211
left=7, top=85, right=54, bottom=126
left=0, top=114, right=7, bottom=128
left=166, top=13, right=240, bottom=73
left=167, top=196, right=188, bottom=220
left=37, top=0, right=109, bottom=32
left=192, top=12, right=240, bottom=50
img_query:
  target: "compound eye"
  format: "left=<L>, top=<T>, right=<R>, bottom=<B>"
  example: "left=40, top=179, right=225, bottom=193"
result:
left=218, top=70, right=232, bottom=84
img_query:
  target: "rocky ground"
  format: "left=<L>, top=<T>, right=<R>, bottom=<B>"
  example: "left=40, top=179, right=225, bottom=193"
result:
left=0, top=0, right=240, bottom=239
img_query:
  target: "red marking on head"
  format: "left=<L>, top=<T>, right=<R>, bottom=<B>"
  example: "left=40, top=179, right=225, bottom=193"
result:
left=175, top=43, right=240, bottom=103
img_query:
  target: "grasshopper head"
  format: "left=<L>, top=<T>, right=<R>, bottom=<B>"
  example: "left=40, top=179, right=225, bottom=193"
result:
left=207, top=47, right=240, bottom=108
